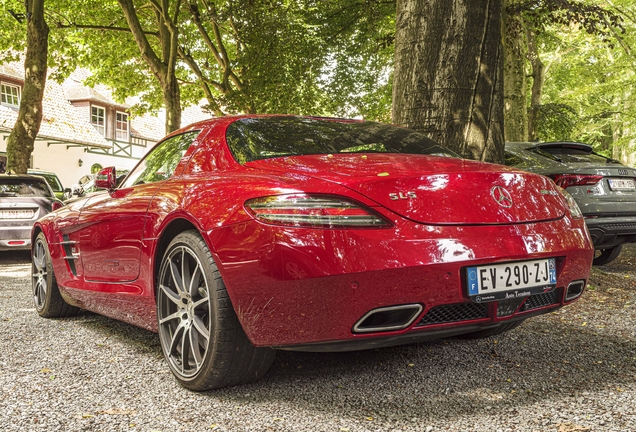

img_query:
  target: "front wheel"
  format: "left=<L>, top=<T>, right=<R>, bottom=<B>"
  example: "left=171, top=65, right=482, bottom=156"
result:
left=593, top=244, right=623, bottom=266
left=156, top=230, right=275, bottom=391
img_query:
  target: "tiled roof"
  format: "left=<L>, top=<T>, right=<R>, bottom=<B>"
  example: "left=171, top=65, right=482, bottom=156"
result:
left=130, top=115, right=165, bottom=141
left=62, top=70, right=127, bottom=108
left=0, top=66, right=111, bottom=148
left=1, top=63, right=212, bottom=146
left=0, top=63, right=23, bottom=80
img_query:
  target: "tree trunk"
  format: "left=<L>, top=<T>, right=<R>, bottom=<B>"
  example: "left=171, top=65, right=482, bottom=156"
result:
left=5, top=0, right=49, bottom=174
left=503, top=5, right=528, bottom=142
left=393, top=0, right=505, bottom=163
left=162, top=71, right=182, bottom=135
left=526, top=25, right=544, bottom=142
left=117, top=0, right=181, bottom=134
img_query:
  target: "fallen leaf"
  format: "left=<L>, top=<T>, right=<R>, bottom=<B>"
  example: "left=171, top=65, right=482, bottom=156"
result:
left=556, top=422, right=590, bottom=432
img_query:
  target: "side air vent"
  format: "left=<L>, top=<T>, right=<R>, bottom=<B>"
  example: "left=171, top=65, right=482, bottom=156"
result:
left=61, top=234, right=78, bottom=276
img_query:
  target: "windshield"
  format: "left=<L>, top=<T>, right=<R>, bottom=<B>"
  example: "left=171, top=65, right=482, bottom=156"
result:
left=0, top=178, right=53, bottom=197
left=226, top=117, right=459, bottom=164
left=37, top=173, right=63, bottom=192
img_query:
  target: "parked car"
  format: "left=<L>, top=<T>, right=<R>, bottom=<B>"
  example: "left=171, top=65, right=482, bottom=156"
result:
left=27, top=169, right=70, bottom=200
left=32, top=116, right=593, bottom=391
left=68, top=169, right=130, bottom=199
left=505, top=141, right=636, bottom=265
left=0, top=174, right=63, bottom=251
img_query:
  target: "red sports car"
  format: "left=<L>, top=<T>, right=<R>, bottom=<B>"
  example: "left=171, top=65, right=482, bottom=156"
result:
left=32, top=116, right=593, bottom=390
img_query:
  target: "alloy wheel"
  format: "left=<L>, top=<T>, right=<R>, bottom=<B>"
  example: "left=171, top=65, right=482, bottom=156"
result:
left=157, top=245, right=211, bottom=379
left=32, top=239, right=48, bottom=311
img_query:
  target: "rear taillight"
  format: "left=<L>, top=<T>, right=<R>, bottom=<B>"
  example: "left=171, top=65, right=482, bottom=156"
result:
left=245, top=194, right=392, bottom=228
left=549, top=174, right=603, bottom=188
left=52, top=201, right=64, bottom=211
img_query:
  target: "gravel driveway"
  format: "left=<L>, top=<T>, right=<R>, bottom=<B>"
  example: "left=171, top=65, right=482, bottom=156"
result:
left=1, top=247, right=634, bottom=432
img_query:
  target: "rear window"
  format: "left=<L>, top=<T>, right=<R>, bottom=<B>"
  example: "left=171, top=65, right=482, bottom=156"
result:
left=226, top=117, right=459, bottom=164
left=0, top=178, right=53, bottom=197
left=37, top=173, right=63, bottom=192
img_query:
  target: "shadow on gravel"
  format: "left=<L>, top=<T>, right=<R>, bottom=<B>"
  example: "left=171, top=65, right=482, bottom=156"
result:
left=69, top=313, right=161, bottom=355
left=218, top=318, right=636, bottom=423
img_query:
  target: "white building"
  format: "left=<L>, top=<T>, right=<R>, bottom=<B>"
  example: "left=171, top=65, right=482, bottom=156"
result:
left=0, top=63, right=210, bottom=188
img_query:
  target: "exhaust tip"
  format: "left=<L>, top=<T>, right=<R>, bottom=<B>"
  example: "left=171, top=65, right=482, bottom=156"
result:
left=353, top=304, right=423, bottom=333
left=566, top=280, right=586, bottom=301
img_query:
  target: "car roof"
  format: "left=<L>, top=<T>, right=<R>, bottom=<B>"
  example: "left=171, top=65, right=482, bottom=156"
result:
left=0, top=173, right=51, bottom=180
left=27, top=169, right=59, bottom=175
left=505, top=141, right=593, bottom=152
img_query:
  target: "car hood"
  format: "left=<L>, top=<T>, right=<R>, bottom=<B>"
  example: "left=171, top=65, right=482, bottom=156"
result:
left=245, top=154, right=567, bottom=225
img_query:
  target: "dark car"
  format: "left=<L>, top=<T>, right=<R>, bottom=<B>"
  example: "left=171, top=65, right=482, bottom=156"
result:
left=505, top=141, right=636, bottom=265
left=27, top=169, right=70, bottom=200
left=0, top=174, right=63, bottom=251
left=33, top=116, right=592, bottom=391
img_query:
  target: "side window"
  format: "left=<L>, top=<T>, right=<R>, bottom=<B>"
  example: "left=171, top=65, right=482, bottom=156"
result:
left=121, top=131, right=200, bottom=188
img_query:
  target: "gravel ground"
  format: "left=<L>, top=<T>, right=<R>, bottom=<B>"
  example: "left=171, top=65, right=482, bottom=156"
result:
left=0, top=247, right=634, bottom=432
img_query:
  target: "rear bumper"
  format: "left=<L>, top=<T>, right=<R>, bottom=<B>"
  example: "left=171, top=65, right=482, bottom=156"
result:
left=0, top=226, right=33, bottom=251
left=210, top=216, right=594, bottom=349
left=584, top=215, right=636, bottom=249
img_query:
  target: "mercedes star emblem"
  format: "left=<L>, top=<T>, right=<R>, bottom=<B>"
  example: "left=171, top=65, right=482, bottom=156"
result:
left=491, top=186, right=513, bottom=208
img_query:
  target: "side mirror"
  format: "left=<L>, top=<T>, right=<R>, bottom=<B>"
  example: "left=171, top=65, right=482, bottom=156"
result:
left=95, top=167, right=117, bottom=190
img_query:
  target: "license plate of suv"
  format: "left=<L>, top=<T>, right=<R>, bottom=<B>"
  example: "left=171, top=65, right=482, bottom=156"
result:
left=0, top=209, right=34, bottom=219
left=608, top=178, right=635, bottom=191
left=466, top=258, right=557, bottom=303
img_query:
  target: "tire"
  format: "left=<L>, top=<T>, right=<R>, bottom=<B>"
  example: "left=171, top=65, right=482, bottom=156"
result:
left=156, top=230, right=275, bottom=391
left=593, top=244, right=623, bottom=266
left=32, top=232, right=80, bottom=318
left=457, top=319, right=525, bottom=339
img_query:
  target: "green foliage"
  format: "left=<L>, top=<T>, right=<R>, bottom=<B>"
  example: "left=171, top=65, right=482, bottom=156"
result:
left=306, top=0, right=395, bottom=120
left=535, top=103, right=577, bottom=141
left=539, top=4, right=636, bottom=158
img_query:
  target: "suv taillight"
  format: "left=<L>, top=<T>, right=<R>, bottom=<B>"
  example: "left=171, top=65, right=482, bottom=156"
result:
left=549, top=174, right=603, bottom=188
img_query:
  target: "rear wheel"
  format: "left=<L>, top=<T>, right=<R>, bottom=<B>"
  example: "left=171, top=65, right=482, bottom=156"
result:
left=32, top=232, right=80, bottom=318
left=593, top=245, right=623, bottom=266
left=457, top=320, right=525, bottom=339
left=156, top=230, right=275, bottom=391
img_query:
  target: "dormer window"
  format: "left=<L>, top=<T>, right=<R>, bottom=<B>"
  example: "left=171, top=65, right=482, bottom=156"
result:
left=91, top=105, right=106, bottom=136
left=116, top=111, right=129, bottom=141
left=1, top=83, right=21, bottom=108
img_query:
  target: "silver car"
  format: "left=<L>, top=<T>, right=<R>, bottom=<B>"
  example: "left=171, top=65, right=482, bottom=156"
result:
left=0, top=174, right=63, bottom=251
left=505, top=141, right=636, bottom=265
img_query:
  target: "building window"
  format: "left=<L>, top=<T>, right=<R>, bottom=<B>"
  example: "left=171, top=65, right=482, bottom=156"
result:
left=91, top=105, right=106, bottom=136
left=1, top=83, right=21, bottom=107
left=116, top=111, right=129, bottom=141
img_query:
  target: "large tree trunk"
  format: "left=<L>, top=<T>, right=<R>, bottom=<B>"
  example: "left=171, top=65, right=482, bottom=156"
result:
left=6, top=0, right=49, bottom=174
left=526, top=26, right=544, bottom=142
left=503, top=5, right=528, bottom=142
left=393, top=0, right=505, bottom=163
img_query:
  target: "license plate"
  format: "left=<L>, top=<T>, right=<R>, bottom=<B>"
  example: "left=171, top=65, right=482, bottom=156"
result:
left=0, top=209, right=34, bottom=219
left=608, top=178, right=635, bottom=191
left=466, top=258, right=557, bottom=303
